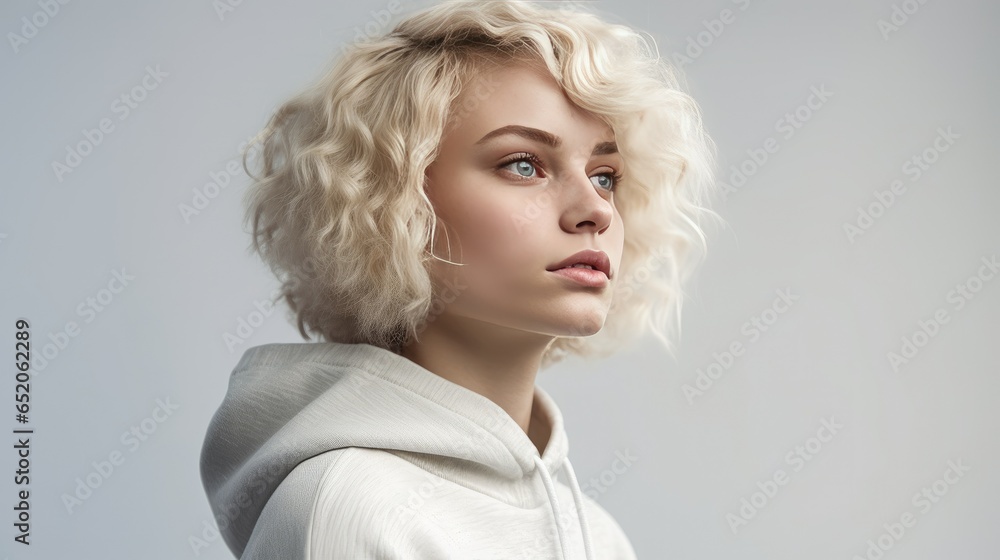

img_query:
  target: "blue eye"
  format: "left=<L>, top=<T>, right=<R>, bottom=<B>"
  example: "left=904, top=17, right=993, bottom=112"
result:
left=592, top=171, right=623, bottom=193
left=496, top=152, right=622, bottom=193
left=592, top=174, right=612, bottom=191
left=509, top=159, right=537, bottom=177
left=498, top=153, right=543, bottom=179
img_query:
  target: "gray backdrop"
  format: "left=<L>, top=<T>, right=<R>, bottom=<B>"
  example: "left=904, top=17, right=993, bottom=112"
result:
left=2, top=0, right=997, bottom=558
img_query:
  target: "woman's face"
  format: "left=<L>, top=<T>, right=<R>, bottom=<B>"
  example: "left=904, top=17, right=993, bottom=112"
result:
left=423, top=60, right=625, bottom=339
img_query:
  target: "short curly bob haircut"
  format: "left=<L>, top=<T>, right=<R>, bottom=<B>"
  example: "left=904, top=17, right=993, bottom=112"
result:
left=242, top=0, right=721, bottom=369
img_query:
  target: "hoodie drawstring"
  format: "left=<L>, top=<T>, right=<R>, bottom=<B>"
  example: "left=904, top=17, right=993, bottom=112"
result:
left=533, top=455, right=595, bottom=560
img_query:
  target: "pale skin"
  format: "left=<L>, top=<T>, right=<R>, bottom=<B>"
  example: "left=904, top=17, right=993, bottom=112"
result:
left=400, top=59, right=625, bottom=456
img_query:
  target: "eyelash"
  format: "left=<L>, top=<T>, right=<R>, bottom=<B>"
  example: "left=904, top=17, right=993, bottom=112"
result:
left=496, top=152, right=623, bottom=192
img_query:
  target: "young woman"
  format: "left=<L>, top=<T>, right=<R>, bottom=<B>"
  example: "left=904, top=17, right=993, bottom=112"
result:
left=199, top=1, right=718, bottom=558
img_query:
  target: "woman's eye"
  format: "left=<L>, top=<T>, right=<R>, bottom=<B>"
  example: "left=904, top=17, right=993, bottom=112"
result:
left=501, top=158, right=539, bottom=179
left=498, top=155, right=619, bottom=193
left=591, top=172, right=620, bottom=192
left=591, top=174, right=613, bottom=191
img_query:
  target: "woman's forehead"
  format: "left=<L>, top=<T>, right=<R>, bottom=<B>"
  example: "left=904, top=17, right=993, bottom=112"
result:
left=449, top=65, right=614, bottom=148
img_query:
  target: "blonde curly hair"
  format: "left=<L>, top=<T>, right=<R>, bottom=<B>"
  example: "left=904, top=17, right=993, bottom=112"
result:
left=242, top=0, right=721, bottom=369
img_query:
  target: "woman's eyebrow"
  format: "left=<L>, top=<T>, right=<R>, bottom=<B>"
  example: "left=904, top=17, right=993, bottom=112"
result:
left=474, top=124, right=618, bottom=156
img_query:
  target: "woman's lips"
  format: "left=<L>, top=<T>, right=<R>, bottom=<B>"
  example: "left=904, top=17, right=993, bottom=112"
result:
left=549, top=265, right=609, bottom=288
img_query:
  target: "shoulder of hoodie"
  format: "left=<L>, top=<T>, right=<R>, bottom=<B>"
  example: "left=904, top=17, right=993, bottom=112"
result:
left=242, top=446, right=639, bottom=560
left=233, top=342, right=354, bottom=375
left=577, top=492, right=639, bottom=560
left=240, top=447, right=458, bottom=559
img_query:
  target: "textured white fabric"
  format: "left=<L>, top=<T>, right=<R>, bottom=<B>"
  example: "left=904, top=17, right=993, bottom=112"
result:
left=199, top=341, right=638, bottom=559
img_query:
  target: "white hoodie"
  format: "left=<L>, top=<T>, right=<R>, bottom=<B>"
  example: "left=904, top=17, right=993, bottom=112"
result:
left=199, top=341, right=638, bottom=559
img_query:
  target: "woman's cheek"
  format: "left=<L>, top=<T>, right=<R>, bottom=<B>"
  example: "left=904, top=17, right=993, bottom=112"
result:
left=464, top=199, right=528, bottom=256
left=458, top=208, right=535, bottom=293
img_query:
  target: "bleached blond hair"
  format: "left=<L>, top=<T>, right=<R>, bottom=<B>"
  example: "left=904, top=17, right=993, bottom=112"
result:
left=242, top=0, right=722, bottom=369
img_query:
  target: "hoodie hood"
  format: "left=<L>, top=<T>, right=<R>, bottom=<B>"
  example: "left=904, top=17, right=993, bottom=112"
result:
left=199, top=341, right=596, bottom=559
